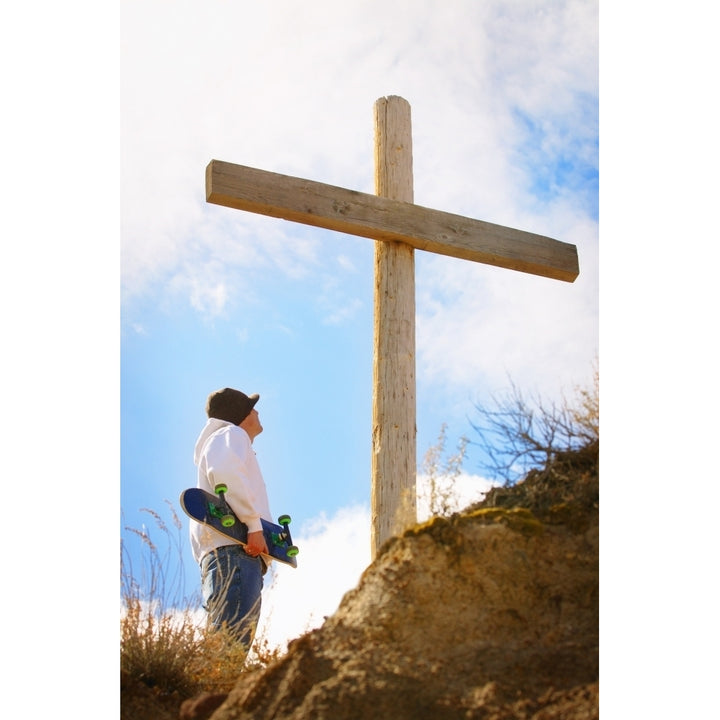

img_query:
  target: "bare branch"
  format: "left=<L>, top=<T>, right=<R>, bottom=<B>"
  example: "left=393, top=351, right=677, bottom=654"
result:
left=470, top=366, right=599, bottom=486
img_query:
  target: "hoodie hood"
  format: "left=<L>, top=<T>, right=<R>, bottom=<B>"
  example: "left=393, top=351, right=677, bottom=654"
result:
left=193, top=418, right=234, bottom=466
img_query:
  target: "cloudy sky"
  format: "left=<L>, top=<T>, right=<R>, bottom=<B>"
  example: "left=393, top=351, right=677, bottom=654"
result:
left=4, top=0, right=718, bottom=714
left=117, top=0, right=600, bottom=652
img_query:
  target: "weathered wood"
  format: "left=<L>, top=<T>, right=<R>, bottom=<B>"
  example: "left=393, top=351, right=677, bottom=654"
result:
left=371, top=96, right=417, bottom=558
left=206, top=162, right=579, bottom=283
left=205, top=95, right=581, bottom=561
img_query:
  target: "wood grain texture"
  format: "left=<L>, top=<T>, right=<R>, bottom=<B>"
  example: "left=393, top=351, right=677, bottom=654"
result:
left=206, top=161, right=579, bottom=282
left=371, top=96, right=417, bottom=558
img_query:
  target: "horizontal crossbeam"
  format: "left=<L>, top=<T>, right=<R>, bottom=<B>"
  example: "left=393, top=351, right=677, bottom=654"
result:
left=206, top=160, right=579, bottom=282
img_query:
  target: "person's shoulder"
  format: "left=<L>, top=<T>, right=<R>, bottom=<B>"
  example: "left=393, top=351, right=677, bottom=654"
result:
left=224, top=424, right=251, bottom=445
left=205, top=424, right=250, bottom=458
left=204, top=421, right=248, bottom=446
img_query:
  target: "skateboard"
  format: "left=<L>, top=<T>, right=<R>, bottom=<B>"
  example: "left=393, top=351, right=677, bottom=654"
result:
left=180, top=484, right=299, bottom=568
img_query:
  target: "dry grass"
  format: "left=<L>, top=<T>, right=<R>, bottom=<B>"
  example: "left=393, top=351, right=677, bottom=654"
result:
left=121, top=502, right=282, bottom=698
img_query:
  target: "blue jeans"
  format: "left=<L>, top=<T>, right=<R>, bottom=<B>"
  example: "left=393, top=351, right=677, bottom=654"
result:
left=200, top=545, right=264, bottom=649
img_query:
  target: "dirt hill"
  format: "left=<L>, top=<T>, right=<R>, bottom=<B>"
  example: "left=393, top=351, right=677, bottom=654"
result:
left=123, top=441, right=599, bottom=719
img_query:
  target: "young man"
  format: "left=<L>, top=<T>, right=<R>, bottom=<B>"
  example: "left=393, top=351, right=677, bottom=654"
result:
left=190, top=387, right=272, bottom=653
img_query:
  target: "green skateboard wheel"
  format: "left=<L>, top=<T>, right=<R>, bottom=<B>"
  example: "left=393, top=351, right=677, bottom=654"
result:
left=278, top=514, right=291, bottom=525
left=221, top=515, right=235, bottom=527
left=287, top=546, right=299, bottom=557
left=215, top=484, right=228, bottom=494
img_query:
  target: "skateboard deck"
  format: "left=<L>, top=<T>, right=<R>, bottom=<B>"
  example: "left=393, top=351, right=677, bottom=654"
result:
left=180, top=485, right=298, bottom=568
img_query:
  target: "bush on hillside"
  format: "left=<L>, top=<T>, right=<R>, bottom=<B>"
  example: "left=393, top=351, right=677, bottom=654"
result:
left=470, top=364, right=598, bottom=486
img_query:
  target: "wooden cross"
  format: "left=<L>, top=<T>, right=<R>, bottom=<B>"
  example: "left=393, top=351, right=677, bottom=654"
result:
left=205, top=96, right=579, bottom=559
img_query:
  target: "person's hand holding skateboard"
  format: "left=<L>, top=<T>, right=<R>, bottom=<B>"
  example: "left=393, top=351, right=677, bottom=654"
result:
left=246, top=530, right=269, bottom=557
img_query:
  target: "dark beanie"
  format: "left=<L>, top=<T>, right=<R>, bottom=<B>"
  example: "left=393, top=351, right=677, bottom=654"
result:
left=206, top=388, right=259, bottom=425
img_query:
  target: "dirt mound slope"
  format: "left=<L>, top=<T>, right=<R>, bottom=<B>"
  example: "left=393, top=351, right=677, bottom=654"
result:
left=209, top=442, right=599, bottom=719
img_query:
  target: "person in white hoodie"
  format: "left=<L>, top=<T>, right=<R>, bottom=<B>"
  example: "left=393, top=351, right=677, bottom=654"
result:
left=191, top=387, right=273, bottom=652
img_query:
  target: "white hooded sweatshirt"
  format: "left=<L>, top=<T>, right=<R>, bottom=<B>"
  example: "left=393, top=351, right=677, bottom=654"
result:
left=190, top=418, right=272, bottom=564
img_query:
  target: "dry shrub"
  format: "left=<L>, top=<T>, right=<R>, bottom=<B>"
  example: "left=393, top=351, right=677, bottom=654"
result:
left=121, top=502, right=282, bottom=698
left=121, top=598, right=207, bottom=695
left=471, top=363, right=599, bottom=486
left=419, top=423, right=469, bottom=517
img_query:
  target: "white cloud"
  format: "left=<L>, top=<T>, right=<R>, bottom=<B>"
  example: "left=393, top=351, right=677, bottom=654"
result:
left=417, top=471, right=500, bottom=522
left=255, top=504, right=372, bottom=653
left=121, top=0, right=597, bottom=311
left=185, top=276, right=228, bottom=317
left=415, top=205, right=598, bottom=411
left=321, top=297, right=364, bottom=327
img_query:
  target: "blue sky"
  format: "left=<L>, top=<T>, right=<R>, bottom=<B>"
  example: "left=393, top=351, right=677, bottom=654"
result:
left=4, top=0, right=720, bottom=714
left=118, top=0, right=600, bottom=647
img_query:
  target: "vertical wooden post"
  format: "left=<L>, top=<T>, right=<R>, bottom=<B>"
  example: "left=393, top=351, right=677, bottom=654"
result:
left=371, top=95, right=417, bottom=558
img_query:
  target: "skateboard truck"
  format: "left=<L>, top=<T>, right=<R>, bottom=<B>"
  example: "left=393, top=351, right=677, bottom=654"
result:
left=274, top=515, right=299, bottom=557
left=209, top=484, right=236, bottom=527
left=211, top=485, right=299, bottom=558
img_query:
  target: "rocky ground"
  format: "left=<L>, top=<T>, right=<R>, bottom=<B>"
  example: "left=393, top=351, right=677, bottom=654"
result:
left=122, top=441, right=599, bottom=719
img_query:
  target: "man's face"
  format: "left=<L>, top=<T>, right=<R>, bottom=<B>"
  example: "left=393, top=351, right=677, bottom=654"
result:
left=239, top=408, right=263, bottom=439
